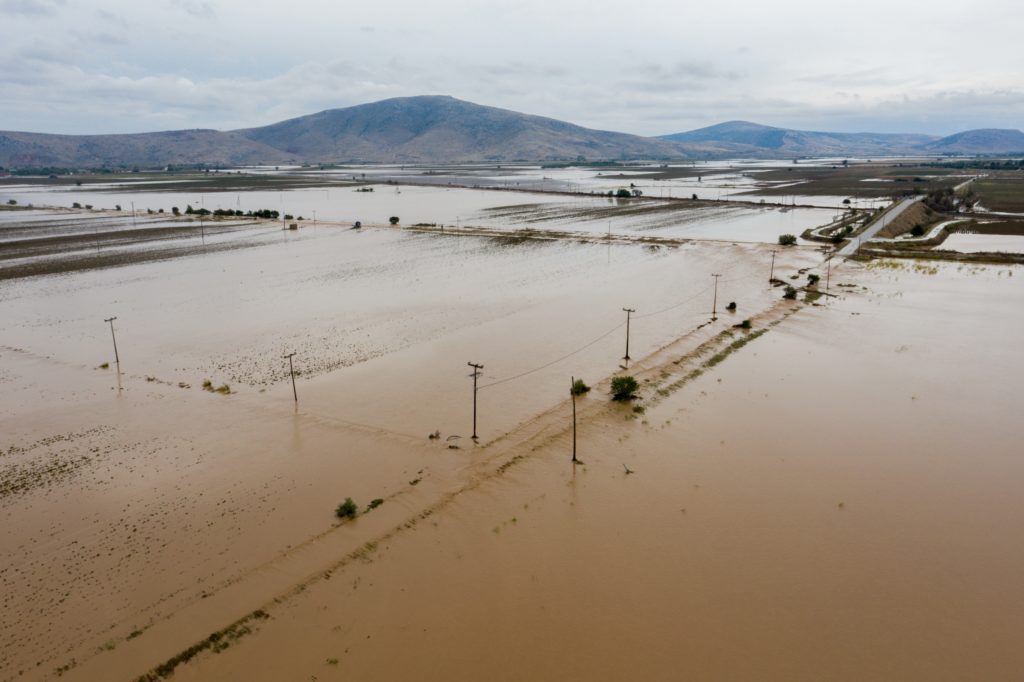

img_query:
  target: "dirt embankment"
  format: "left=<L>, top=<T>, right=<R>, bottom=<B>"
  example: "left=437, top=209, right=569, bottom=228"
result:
left=875, top=202, right=938, bottom=238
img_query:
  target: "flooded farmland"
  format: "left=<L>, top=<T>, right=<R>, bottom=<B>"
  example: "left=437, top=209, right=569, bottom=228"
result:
left=1, top=175, right=1022, bottom=682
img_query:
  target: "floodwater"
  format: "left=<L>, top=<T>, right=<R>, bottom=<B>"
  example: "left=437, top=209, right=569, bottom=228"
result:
left=286, top=162, right=893, bottom=209
left=942, top=233, right=1024, bottom=253
left=3, top=193, right=1021, bottom=681
left=163, top=259, right=1024, bottom=682
left=2, top=204, right=828, bottom=680
left=1, top=181, right=835, bottom=245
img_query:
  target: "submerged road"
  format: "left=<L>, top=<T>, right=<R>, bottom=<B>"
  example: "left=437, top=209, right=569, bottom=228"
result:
left=838, top=196, right=922, bottom=257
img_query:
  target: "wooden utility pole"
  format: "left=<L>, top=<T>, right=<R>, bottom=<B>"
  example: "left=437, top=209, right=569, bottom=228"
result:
left=105, top=316, right=121, bottom=390
left=104, top=316, right=120, bottom=366
left=826, top=255, right=832, bottom=290
left=468, top=362, right=484, bottom=439
left=570, top=376, right=582, bottom=464
left=711, top=274, right=722, bottom=320
left=283, top=352, right=297, bottom=402
left=622, top=308, right=635, bottom=360
left=769, top=251, right=777, bottom=283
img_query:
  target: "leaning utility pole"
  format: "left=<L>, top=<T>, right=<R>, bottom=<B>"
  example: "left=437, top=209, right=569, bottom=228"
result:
left=769, top=251, right=777, bottom=283
left=570, top=376, right=579, bottom=464
left=711, top=274, right=722, bottom=320
left=105, top=316, right=121, bottom=390
left=468, top=362, right=484, bottom=440
left=622, top=308, right=635, bottom=360
left=283, top=352, right=297, bottom=402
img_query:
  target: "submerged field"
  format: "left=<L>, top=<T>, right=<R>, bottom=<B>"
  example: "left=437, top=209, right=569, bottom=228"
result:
left=1, top=177, right=1022, bottom=681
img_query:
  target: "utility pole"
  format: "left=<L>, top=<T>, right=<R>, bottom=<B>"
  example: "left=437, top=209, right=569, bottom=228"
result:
left=104, top=316, right=120, bottom=366
left=468, top=362, right=483, bottom=440
left=571, top=376, right=578, bottom=464
left=769, top=251, right=777, bottom=283
left=622, top=308, right=635, bottom=360
left=130, top=201, right=136, bottom=229
left=105, top=316, right=121, bottom=389
left=283, top=352, right=297, bottom=402
left=711, top=274, right=721, bottom=320
left=826, top=255, right=832, bottom=291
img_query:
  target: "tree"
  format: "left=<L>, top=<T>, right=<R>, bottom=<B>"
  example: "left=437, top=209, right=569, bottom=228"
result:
left=571, top=378, right=591, bottom=396
left=615, top=189, right=632, bottom=198
left=778, top=234, right=797, bottom=246
left=610, top=376, right=639, bottom=401
left=335, top=498, right=358, bottom=519
left=389, top=216, right=400, bottom=225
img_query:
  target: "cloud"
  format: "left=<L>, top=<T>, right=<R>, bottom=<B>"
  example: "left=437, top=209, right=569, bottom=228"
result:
left=169, top=0, right=214, bottom=18
left=0, top=0, right=65, bottom=16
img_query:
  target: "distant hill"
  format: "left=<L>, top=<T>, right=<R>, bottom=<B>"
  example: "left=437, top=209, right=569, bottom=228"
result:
left=236, top=96, right=686, bottom=163
left=0, top=129, right=292, bottom=168
left=660, top=121, right=938, bottom=157
left=1, top=97, right=1022, bottom=169
left=924, top=129, right=1024, bottom=154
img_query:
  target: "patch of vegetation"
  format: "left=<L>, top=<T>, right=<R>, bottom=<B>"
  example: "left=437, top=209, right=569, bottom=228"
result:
left=725, top=301, right=736, bottom=311
left=610, top=376, right=639, bottom=401
left=365, top=498, right=384, bottom=512
left=570, top=378, right=591, bottom=395
left=807, top=273, right=820, bottom=285
left=135, top=609, right=270, bottom=681
left=783, top=286, right=798, bottom=299
left=389, top=216, right=400, bottom=225
left=99, top=362, right=109, bottom=369
left=335, top=497, right=358, bottom=519
left=778, top=234, right=798, bottom=246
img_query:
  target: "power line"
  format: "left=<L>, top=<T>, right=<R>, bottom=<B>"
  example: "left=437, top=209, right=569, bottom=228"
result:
left=479, top=322, right=624, bottom=390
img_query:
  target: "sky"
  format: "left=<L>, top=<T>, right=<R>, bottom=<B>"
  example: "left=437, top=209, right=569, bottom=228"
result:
left=1, top=0, right=1021, bottom=137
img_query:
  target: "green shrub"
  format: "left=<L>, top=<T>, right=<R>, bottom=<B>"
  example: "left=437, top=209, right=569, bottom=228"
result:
left=778, top=234, right=797, bottom=246
left=783, top=286, right=798, bottom=300
left=611, top=376, right=639, bottom=401
left=725, top=301, right=737, bottom=311
left=571, top=378, right=591, bottom=396
left=335, top=498, right=358, bottom=519
left=808, top=273, right=820, bottom=285
left=911, top=225, right=925, bottom=237
left=389, top=216, right=400, bottom=225
left=366, top=498, right=384, bottom=512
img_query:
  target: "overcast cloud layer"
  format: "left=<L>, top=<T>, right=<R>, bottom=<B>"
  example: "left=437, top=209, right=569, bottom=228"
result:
left=1, top=0, right=1021, bottom=136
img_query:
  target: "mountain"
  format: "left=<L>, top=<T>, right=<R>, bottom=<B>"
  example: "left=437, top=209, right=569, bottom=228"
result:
left=660, top=121, right=939, bottom=157
left=1, top=97, right=1022, bottom=169
left=236, top=96, right=685, bottom=163
left=0, top=129, right=292, bottom=168
left=924, top=129, right=1024, bottom=154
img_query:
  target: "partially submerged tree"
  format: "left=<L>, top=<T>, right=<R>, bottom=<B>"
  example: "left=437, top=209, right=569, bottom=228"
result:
left=610, top=376, right=639, bottom=401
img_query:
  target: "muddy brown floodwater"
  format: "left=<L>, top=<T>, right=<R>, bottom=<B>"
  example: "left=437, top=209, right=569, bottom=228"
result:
left=1, top=206, right=1022, bottom=681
